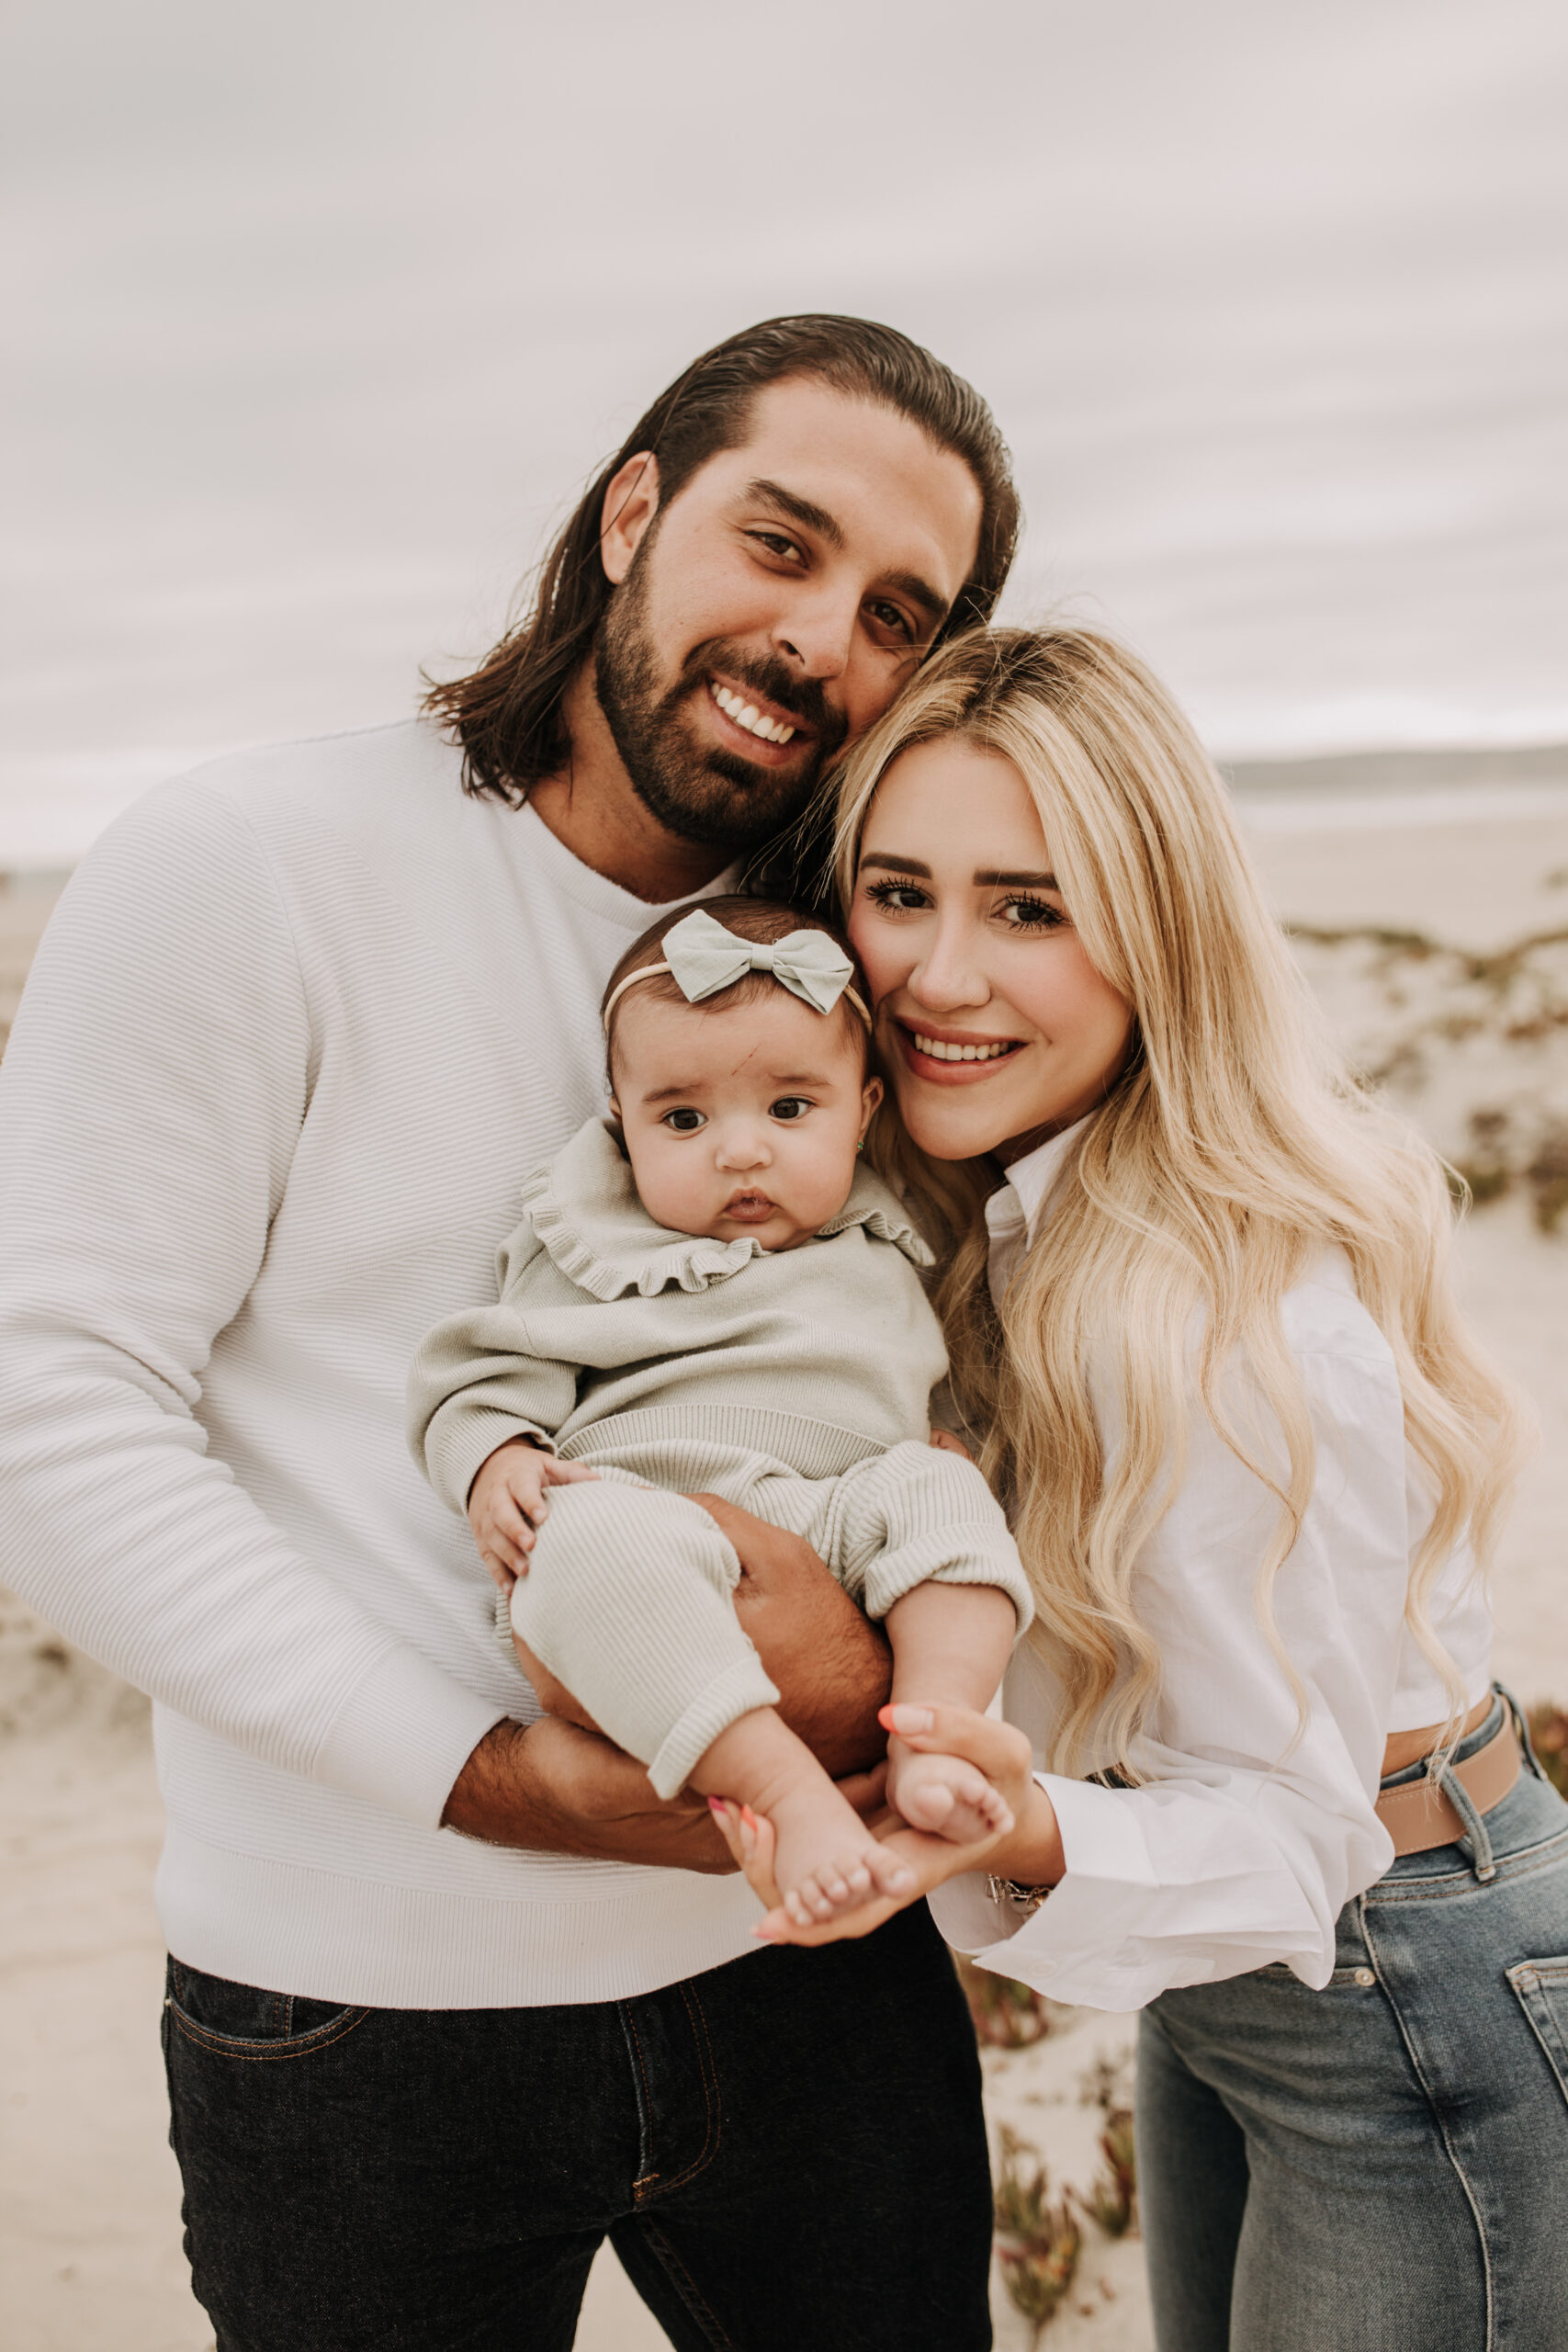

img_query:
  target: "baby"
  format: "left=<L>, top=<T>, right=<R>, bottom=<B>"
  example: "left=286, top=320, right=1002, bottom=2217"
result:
left=409, top=898, right=1032, bottom=1927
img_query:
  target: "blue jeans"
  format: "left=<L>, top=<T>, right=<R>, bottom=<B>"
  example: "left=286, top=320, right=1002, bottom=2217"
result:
left=162, top=1896, right=992, bottom=2351
left=1138, top=1690, right=1568, bottom=2349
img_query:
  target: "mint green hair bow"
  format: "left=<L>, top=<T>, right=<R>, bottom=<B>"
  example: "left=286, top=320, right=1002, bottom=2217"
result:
left=601, top=907, right=872, bottom=1031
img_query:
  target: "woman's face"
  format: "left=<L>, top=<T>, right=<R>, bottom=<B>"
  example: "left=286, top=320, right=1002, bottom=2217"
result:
left=847, top=737, right=1135, bottom=1163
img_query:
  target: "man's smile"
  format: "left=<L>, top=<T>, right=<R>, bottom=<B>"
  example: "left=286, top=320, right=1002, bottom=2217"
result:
left=704, top=673, right=816, bottom=761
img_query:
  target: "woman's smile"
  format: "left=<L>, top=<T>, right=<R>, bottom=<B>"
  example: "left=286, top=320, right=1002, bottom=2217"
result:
left=890, top=1018, right=1028, bottom=1083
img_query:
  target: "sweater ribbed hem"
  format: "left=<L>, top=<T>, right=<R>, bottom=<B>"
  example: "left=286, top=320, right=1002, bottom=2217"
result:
left=153, top=1826, right=766, bottom=2008
left=561, top=1404, right=886, bottom=1481
left=647, top=1655, right=782, bottom=1799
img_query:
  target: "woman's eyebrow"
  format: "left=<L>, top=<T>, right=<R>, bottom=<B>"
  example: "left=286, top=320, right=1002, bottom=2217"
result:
left=860, top=852, right=932, bottom=876
left=859, top=852, right=1059, bottom=890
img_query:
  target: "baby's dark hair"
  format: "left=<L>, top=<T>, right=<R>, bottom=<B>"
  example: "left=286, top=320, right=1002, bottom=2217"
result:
left=601, top=895, right=874, bottom=1081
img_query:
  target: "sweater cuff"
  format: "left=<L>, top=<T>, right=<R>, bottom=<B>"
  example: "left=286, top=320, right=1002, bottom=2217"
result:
left=312, top=1641, right=509, bottom=1830
left=425, top=1408, right=554, bottom=1515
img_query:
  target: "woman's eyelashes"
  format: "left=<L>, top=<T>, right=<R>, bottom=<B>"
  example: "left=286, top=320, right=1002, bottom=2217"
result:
left=862, top=876, right=931, bottom=914
left=998, top=893, right=1066, bottom=933
left=861, top=876, right=1066, bottom=932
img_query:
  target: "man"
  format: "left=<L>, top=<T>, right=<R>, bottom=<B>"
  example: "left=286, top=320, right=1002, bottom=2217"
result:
left=0, top=316, right=1020, bottom=2348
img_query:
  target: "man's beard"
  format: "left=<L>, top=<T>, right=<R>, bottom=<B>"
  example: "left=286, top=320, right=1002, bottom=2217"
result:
left=593, top=536, right=848, bottom=855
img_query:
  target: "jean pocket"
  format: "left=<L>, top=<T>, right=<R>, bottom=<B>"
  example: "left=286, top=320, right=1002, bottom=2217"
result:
left=165, top=1958, right=368, bottom=2061
left=1506, top=1957, right=1568, bottom=2099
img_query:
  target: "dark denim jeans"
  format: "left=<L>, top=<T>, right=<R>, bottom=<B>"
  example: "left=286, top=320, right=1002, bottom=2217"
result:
left=1138, top=1690, right=1568, bottom=2350
left=162, top=1898, right=992, bottom=2351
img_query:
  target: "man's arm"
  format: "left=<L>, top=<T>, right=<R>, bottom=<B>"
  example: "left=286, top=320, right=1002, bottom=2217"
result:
left=0, top=782, right=502, bottom=1826
left=444, top=1498, right=894, bottom=1861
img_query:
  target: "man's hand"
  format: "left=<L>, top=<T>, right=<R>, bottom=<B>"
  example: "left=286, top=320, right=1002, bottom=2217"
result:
left=696, top=1494, right=894, bottom=1781
left=467, top=1438, right=598, bottom=1591
left=442, top=1715, right=892, bottom=1871
left=441, top=1497, right=894, bottom=1861
left=443, top=1715, right=735, bottom=1870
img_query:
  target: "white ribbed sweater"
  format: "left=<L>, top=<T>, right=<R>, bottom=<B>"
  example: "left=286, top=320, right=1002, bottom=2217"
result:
left=0, top=718, right=764, bottom=2007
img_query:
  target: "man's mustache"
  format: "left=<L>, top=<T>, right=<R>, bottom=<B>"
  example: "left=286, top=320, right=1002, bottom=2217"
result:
left=673, top=642, right=849, bottom=758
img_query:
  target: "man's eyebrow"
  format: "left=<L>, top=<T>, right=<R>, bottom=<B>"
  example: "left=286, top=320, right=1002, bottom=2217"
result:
left=741, top=481, right=951, bottom=630
left=743, top=479, right=844, bottom=549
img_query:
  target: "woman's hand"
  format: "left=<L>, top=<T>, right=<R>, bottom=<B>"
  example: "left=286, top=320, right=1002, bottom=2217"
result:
left=711, top=1702, right=1056, bottom=1946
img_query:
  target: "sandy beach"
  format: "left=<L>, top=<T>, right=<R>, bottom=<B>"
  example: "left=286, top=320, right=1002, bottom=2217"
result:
left=4, top=780, right=1567, bottom=2350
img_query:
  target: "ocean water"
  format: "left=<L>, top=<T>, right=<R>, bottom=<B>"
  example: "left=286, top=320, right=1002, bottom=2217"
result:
left=4, top=0, right=1566, bottom=867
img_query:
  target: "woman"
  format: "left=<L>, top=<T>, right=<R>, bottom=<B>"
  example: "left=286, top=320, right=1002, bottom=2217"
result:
left=719, top=627, right=1568, bottom=2348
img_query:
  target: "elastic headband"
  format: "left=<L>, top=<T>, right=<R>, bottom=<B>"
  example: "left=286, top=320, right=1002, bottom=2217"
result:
left=602, top=907, right=872, bottom=1033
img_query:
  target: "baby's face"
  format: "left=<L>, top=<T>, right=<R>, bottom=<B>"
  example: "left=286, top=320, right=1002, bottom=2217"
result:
left=611, top=989, right=883, bottom=1252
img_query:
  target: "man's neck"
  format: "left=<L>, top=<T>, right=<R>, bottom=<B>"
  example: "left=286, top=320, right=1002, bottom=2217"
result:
left=527, top=662, right=734, bottom=905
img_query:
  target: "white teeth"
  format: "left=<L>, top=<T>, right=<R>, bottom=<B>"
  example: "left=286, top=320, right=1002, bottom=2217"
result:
left=913, top=1035, right=1014, bottom=1063
left=709, top=680, right=796, bottom=745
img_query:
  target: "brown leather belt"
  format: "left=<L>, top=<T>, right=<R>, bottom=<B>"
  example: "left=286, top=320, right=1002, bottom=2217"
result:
left=1375, top=1713, right=1521, bottom=1857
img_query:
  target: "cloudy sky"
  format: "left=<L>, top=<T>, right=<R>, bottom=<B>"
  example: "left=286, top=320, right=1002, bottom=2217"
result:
left=4, top=0, right=1565, bottom=862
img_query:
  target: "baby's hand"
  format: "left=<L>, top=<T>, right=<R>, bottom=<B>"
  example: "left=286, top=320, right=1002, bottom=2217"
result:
left=467, top=1439, right=596, bottom=1590
left=886, top=1736, right=1013, bottom=1846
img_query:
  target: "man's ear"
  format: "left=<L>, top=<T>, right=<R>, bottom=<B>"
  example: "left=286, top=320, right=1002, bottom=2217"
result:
left=599, top=452, right=661, bottom=585
left=859, top=1074, right=885, bottom=1136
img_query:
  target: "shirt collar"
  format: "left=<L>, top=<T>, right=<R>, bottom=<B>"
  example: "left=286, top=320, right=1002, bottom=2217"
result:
left=984, top=1115, right=1091, bottom=1256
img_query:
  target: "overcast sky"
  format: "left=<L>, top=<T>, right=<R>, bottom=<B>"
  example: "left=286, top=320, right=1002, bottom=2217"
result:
left=4, top=0, right=1565, bottom=863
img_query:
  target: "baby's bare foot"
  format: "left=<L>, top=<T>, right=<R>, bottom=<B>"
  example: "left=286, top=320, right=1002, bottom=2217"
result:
left=888, top=1746, right=1013, bottom=1846
left=766, top=1781, right=916, bottom=1928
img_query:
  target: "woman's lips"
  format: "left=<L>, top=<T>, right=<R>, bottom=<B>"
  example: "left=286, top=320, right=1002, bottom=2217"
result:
left=893, top=1024, right=1026, bottom=1087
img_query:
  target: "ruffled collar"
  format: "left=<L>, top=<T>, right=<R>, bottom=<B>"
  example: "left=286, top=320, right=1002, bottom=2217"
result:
left=523, top=1118, right=933, bottom=1303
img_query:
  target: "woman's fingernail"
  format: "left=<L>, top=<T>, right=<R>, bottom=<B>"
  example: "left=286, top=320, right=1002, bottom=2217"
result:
left=706, top=1796, right=726, bottom=1815
left=739, top=1804, right=759, bottom=1831
left=880, top=1704, right=934, bottom=1736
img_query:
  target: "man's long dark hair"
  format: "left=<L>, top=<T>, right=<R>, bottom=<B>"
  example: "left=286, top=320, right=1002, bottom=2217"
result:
left=423, top=315, right=1021, bottom=806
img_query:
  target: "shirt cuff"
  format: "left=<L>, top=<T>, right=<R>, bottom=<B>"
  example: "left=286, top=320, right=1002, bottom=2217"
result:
left=312, top=1640, right=509, bottom=1829
left=1041, top=1770, right=1160, bottom=1887
left=425, top=1408, right=553, bottom=1515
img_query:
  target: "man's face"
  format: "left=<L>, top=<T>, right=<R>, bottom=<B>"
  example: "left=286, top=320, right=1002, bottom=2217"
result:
left=594, top=378, right=985, bottom=853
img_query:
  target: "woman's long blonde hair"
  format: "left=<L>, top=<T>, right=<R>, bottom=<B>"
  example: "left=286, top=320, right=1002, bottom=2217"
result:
left=833, top=628, right=1530, bottom=1775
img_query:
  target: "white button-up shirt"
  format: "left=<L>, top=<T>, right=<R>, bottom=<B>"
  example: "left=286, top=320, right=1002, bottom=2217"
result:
left=931, top=1124, right=1493, bottom=2010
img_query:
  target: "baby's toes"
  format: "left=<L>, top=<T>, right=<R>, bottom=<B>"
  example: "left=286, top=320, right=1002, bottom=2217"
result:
left=977, top=1781, right=1014, bottom=1830
left=839, top=1850, right=874, bottom=1898
left=796, top=1872, right=843, bottom=1922
left=867, top=1843, right=918, bottom=1897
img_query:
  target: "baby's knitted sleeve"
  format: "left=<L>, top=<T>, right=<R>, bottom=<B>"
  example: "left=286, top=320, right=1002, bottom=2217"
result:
left=407, top=1219, right=581, bottom=1516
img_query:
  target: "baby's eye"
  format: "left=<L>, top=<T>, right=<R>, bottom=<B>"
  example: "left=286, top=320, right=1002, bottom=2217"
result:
left=769, top=1097, right=812, bottom=1122
left=661, top=1107, right=707, bottom=1133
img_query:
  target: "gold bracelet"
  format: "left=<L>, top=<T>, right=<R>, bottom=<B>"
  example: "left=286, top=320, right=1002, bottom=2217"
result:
left=987, top=1875, right=1050, bottom=1919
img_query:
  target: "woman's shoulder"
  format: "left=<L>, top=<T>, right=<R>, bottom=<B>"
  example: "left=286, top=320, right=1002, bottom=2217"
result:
left=1280, top=1246, right=1393, bottom=1370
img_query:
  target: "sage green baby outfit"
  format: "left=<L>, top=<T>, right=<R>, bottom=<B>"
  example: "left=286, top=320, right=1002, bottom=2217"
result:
left=409, top=1117, right=1030, bottom=1796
